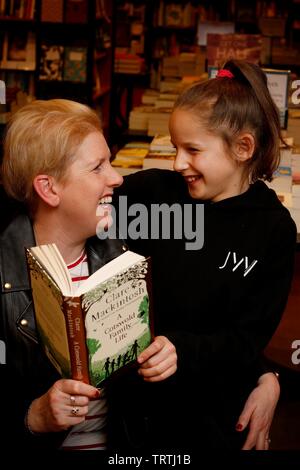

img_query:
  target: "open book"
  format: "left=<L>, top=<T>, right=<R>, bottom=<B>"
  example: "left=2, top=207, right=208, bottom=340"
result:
left=26, top=244, right=152, bottom=387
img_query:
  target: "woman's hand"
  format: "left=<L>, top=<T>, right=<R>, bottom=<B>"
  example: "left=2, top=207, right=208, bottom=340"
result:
left=236, top=372, right=280, bottom=450
left=27, top=379, right=100, bottom=433
left=137, top=335, right=177, bottom=382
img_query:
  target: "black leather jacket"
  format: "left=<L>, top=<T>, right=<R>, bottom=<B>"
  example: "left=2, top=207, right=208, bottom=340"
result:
left=0, top=210, right=150, bottom=450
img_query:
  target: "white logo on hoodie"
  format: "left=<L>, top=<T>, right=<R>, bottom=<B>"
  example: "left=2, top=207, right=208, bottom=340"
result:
left=218, top=251, right=258, bottom=277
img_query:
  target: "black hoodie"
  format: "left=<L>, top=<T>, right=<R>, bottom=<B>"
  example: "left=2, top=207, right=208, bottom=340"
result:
left=114, top=169, right=297, bottom=448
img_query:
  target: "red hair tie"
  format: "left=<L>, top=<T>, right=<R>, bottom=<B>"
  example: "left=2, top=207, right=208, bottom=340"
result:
left=216, top=69, right=234, bottom=79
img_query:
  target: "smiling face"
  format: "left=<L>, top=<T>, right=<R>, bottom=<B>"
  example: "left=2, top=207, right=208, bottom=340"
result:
left=169, top=109, right=250, bottom=202
left=55, top=131, right=123, bottom=240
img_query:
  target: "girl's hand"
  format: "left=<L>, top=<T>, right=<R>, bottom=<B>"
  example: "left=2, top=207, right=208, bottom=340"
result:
left=26, top=379, right=100, bottom=433
left=137, top=335, right=177, bottom=382
left=236, top=372, right=280, bottom=450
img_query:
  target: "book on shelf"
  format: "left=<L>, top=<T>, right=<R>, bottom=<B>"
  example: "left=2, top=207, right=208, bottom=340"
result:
left=41, top=0, right=63, bottom=22
left=111, top=142, right=149, bottom=176
left=143, top=152, right=175, bottom=170
left=149, top=134, right=176, bottom=153
left=39, top=45, right=64, bottom=81
left=26, top=244, right=153, bottom=387
left=63, top=47, right=87, bottom=83
left=206, top=34, right=262, bottom=67
left=112, top=160, right=144, bottom=176
left=129, top=106, right=154, bottom=132
left=114, top=148, right=149, bottom=159
left=65, top=0, right=88, bottom=23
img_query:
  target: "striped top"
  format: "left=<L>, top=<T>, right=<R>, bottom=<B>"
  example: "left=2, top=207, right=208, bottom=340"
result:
left=67, top=249, right=89, bottom=285
left=60, top=250, right=108, bottom=451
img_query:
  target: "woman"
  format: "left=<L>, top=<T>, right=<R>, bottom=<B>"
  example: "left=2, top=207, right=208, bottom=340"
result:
left=0, top=99, right=177, bottom=450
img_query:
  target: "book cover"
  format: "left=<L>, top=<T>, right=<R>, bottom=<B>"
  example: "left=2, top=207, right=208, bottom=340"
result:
left=63, top=47, right=87, bottom=82
left=26, top=246, right=153, bottom=387
left=41, top=0, right=63, bottom=22
left=206, top=34, right=262, bottom=67
left=65, top=0, right=88, bottom=24
left=39, top=45, right=64, bottom=81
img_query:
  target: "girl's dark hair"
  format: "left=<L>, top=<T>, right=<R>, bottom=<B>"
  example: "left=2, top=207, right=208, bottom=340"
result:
left=173, top=59, right=283, bottom=182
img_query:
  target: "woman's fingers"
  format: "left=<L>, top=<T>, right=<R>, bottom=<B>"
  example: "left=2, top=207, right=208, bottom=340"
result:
left=64, top=394, right=90, bottom=408
left=53, top=379, right=100, bottom=399
left=27, top=379, right=101, bottom=433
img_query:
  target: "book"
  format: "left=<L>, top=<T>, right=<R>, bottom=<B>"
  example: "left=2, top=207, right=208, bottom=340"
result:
left=65, top=0, right=88, bottom=23
left=41, top=0, right=63, bottom=22
left=143, top=152, right=175, bottom=170
left=26, top=245, right=153, bottom=387
left=63, top=47, right=87, bottom=82
left=39, top=44, right=64, bottom=81
left=206, top=34, right=262, bottom=67
left=150, top=134, right=176, bottom=153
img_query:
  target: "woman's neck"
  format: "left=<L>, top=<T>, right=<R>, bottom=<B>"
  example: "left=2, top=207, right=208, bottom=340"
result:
left=33, top=222, right=85, bottom=265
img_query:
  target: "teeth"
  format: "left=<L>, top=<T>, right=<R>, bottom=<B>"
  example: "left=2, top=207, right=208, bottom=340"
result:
left=99, top=196, right=112, bottom=204
left=186, top=176, right=199, bottom=183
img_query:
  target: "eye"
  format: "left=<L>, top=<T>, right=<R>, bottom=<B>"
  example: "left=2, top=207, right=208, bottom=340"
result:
left=187, top=147, right=199, bottom=153
left=93, top=164, right=102, bottom=171
left=93, top=161, right=104, bottom=172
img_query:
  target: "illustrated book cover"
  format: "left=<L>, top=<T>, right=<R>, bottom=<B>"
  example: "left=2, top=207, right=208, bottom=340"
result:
left=39, top=44, right=64, bottom=81
left=63, top=47, right=87, bottom=82
left=26, top=244, right=153, bottom=387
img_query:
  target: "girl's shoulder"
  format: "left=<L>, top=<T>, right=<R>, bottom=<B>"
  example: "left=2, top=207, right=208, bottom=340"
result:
left=252, top=181, right=297, bottom=243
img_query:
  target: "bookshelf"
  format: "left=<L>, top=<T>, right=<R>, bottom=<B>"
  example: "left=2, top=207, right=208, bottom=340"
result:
left=0, top=0, right=115, bottom=142
left=109, top=0, right=300, bottom=148
left=110, top=0, right=153, bottom=144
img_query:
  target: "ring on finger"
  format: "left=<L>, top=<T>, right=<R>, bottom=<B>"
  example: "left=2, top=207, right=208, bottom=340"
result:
left=71, top=406, right=79, bottom=416
left=70, top=395, right=76, bottom=406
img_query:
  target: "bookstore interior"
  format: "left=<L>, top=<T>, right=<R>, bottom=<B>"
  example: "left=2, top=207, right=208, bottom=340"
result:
left=0, top=0, right=300, bottom=450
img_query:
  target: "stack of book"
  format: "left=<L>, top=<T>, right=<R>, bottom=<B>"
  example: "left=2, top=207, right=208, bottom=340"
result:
left=148, top=110, right=171, bottom=136
left=128, top=106, right=154, bottom=133
left=112, top=142, right=150, bottom=176
left=129, top=74, right=207, bottom=135
left=161, top=52, right=206, bottom=79
left=159, top=79, right=181, bottom=93
left=153, top=92, right=179, bottom=109
left=141, top=89, right=160, bottom=105
left=288, top=110, right=300, bottom=147
left=162, top=56, right=180, bottom=77
left=114, top=52, right=145, bottom=74
left=143, top=134, right=175, bottom=170
left=179, top=52, right=205, bottom=76
left=267, top=146, right=293, bottom=209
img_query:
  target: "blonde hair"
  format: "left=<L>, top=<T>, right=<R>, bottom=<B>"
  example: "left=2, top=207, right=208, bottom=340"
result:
left=2, top=99, right=102, bottom=210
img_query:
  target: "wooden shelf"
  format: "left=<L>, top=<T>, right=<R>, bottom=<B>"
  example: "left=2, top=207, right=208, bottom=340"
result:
left=93, top=85, right=111, bottom=101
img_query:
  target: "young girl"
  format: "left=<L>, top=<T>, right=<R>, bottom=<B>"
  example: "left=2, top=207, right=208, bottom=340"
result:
left=114, top=60, right=296, bottom=449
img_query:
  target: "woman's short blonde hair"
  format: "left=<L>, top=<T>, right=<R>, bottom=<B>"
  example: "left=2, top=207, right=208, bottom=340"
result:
left=2, top=99, right=102, bottom=210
